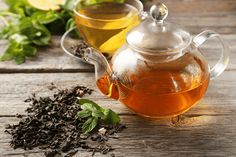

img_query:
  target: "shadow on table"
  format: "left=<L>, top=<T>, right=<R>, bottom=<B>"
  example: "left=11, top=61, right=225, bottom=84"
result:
left=115, top=103, right=234, bottom=156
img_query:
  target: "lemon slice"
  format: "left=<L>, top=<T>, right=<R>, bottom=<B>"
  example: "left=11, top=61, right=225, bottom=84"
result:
left=99, top=21, right=140, bottom=53
left=28, top=0, right=65, bottom=11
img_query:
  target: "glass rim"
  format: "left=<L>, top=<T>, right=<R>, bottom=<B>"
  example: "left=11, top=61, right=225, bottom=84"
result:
left=73, top=0, right=144, bottom=22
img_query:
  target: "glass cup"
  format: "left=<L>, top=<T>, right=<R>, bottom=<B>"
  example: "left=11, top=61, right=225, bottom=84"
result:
left=61, top=0, right=143, bottom=59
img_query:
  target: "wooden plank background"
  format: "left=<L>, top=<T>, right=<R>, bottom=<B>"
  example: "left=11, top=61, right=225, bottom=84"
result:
left=0, top=0, right=236, bottom=156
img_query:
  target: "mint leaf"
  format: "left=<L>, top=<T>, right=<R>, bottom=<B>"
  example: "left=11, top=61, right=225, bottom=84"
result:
left=16, top=17, right=51, bottom=46
left=22, top=44, right=37, bottom=57
left=0, top=41, right=25, bottom=64
left=81, top=103, right=100, bottom=112
left=77, top=99, right=121, bottom=134
left=102, top=109, right=120, bottom=125
left=14, top=54, right=25, bottom=64
left=1, top=0, right=75, bottom=64
left=4, top=0, right=17, bottom=6
left=6, top=0, right=31, bottom=17
left=82, top=117, right=98, bottom=134
left=92, top=109, right=104, bottom=118
left=0, top=51, right=14, bottom=61
left=9, top=34, right=30, bottom=44
left=31, top=20, right=51, bottom=46
left=76, top=110, right=91, bottom=118
left=32, top=11, right=59, bottom=24
left=79, top=99, right=103, bottom=111
left=0, top=37, right=36, bottom=64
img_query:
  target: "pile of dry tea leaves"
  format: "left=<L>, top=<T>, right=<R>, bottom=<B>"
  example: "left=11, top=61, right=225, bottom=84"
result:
left=5, top=84, right=126, bottom=157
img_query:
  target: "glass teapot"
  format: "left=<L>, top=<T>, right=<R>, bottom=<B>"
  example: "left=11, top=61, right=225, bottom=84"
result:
left=61, top=3, right=229, bottom=118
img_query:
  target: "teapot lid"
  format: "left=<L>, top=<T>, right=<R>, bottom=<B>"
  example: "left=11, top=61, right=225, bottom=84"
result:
left=126, top=3, right=191, bottom=54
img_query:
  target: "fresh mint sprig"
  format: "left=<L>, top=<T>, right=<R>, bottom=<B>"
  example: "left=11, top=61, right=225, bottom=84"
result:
left=0, top=0, right=77, bottom=64
left=76, top=99, right=120, bottom=134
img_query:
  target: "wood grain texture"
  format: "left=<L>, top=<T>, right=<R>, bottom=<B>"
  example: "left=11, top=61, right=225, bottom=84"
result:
left=146, top=0, right=236, bottom=34
left=145, top=0, right=236, bottom=13
left=0, top=71, right=235, bottom=116
left=0, top=37, right=94, bottom=73
left=0, top=34, right=235, bottom=72
left=1, top=113, right=236, bottom=157
left=0, top=0, right=236, bottom=156
left=0, top=0, right=236, bottom=72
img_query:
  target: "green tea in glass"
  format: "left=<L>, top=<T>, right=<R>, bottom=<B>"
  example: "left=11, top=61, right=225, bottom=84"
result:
left=73, top=0, right=143, bottom=56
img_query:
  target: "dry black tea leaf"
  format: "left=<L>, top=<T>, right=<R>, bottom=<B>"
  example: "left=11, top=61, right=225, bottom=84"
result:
left=5, top=84, right=125, bottom=156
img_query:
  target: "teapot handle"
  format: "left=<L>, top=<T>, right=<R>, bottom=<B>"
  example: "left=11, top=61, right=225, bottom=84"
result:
left=192, top=30, right=230, bottom=80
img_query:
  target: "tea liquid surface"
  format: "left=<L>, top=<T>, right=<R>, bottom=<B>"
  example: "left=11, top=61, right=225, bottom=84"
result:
left=75, top=2, right=140, bottom=54
left=96, top=53, right=209, bottom=118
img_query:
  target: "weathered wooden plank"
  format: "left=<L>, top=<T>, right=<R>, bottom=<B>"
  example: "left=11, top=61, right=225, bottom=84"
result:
left=0, top=0, right=236, bottom=72
left=2, top=0, right=236, bottom=13
left=1, top=112, right=236, bottom=157
left=0, top=37, right=94, bottom=73
left=146, top=0, right=236, bottom=13
left=0, top=71, right=235, bottom=116
left=0, top=34, right=235, bottom=72
left=146, top=0, right=236, bottom=34
left=168, top=15, right=236, bottom=34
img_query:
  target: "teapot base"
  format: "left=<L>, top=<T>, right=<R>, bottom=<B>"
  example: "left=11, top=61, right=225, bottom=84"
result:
left=119, top=76, right=209, bottom=119
left=129, top=103, right=198, bottom=119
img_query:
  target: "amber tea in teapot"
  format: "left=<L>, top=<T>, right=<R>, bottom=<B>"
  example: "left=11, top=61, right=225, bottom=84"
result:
left=74, top=1, right=141, bottom=56
left=97, top=52, right=210, bottom=117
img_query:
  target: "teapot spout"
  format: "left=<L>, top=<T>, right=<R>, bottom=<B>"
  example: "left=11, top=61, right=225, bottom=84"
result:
left=77, top=47, right=112, bottom=76
left=76, top=47, right=119, bottom=99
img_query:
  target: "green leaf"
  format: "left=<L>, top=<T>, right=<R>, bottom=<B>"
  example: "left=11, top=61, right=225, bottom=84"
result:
left=4, top=0, right=27, bottom=6
left=1, top=0, right=74, bottom=64
left=22, top=44, right=37, bottom=57
left=0, top=26, right=10, bottom=39
left=9, top=34, right=30, bottom=44
left=6, top=0, right=30, bottom=16
left=102, top=109, right=120, bottom=125
left=0, top=41, right=26, bottom=64
left=92, top=109, right=104, bottom=118
left=0, top=51, right=14, bottom=61
left=81, top=103, right=100, bottom=112
left=32, top=11, right=59, bottom=24
left=79, top=99, right=103, bottom=111
left=4, top=0, right=16, bottom=6
left=14, top=54, right=25, bottom=64
left=9, top=4, right=25, bottom=16
left=76, top=98, right=121, bottom=134
left=76, top=110, right=92, bottom=118
left=0, top=37, right=37, bottom=64
left=31, top=20, right=51, bottom=45
left=82, top=117, right=98, bottom=134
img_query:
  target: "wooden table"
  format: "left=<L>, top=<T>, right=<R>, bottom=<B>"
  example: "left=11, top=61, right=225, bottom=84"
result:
left=0, top=0, right=236, bottom=156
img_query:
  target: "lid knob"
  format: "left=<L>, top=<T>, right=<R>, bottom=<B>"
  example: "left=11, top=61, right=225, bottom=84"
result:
left=150, top=3, right=168, bottom=22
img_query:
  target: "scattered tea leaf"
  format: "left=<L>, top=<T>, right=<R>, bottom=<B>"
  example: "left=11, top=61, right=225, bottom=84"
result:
left=5, top=84, right=126, bottom=156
